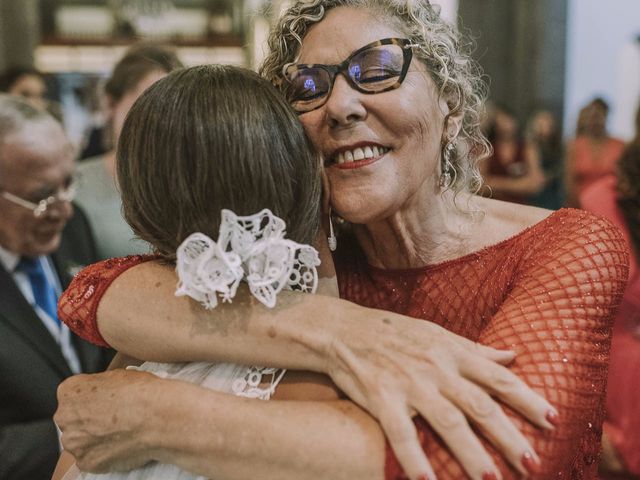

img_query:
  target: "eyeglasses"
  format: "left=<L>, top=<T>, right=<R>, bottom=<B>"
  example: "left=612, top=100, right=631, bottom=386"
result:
left=283, top=38, right=418, bottom=114
left=0, top=175, right=78, bottom=218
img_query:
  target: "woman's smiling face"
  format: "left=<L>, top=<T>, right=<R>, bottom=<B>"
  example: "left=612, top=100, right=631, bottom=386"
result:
left=296, top=6, right=451, bottom=224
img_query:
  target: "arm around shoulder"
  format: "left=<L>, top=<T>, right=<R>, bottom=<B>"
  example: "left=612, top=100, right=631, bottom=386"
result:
left=479, top=211, right=629, bottom=477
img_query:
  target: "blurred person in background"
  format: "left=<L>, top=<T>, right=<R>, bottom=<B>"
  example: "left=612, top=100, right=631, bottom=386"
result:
left=581, top=104, right=640, bottom=479
left=0, top=94, right=113, bottom=479
left=526, top=109, right=564, bottom=210
left=74, top=44, right=183, bottom=260
left=565, top=97, right=625, bottom=207
left=0, top=66, right=48, bottom=111
left=77, top=77, right=110, bottom=161
left=0, top=65, right=65, bottom=123
left=480, top=104, right=545, bottom=203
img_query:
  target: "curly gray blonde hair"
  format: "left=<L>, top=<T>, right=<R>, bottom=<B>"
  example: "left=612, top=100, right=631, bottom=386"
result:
left=260, top=0, right=490, bottom=195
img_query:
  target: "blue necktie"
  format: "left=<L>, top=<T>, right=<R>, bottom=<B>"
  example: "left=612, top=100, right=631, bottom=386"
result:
left=16, top=256, right=60, bottom=327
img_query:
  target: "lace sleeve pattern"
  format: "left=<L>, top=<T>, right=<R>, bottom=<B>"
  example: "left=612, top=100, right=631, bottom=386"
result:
left=347, top=211, right=630, bottom=480
left=470, top=215, right=627, bottom=478
left=58, top=255, right=156, bottom=348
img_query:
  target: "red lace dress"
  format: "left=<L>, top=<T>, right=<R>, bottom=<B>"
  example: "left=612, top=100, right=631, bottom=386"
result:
left=59, top=209, right=629, bottom=480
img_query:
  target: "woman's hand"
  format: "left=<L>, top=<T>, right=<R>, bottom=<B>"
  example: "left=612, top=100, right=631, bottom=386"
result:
left=323, top=308, right=557, bottom=479
left=54, top=370, right=161, bottom=474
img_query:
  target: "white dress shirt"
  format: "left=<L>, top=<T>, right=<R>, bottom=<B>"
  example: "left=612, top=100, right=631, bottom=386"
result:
left=0, top=245, right=82, bottom=374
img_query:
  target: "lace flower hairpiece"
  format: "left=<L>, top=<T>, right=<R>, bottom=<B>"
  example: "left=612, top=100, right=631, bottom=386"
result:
left=175, top=209, right=320, bottom=309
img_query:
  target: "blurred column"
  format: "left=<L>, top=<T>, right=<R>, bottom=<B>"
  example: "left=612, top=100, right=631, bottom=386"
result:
left=0, top=0, right=41, bottom=71
left=458, top=0, right=568, bottom=128
left=612, top=37, right=640, bottom=139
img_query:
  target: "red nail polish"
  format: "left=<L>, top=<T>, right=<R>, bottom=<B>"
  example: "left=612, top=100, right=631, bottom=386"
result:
left=546, top=410, right=559, bottom=426
left=521, top=451, right=541, bottom=474
left=482, top=472, right=499, bottom=480
left=416, top=476, right=430, bottom=480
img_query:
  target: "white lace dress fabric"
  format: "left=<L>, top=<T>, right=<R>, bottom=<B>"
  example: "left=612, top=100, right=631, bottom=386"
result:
left=68, top=210, right=320, bottom=480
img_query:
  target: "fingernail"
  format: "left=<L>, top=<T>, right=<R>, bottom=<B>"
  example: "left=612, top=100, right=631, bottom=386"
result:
left=416, top=476, right=430, bottom=480
left=482, top=472, right=499, bottom=480
left=521, top=451, right=541, bottom=474
left=546, top=409, right=559, bottom=427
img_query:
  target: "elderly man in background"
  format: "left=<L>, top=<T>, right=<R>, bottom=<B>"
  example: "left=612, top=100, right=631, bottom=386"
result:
left=0, top=94, right=113, bottom=479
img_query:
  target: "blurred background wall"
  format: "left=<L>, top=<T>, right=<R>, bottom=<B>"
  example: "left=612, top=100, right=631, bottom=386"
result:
left=565, top=0, right=640, bottom=140
left=0, top=0, right=40, bottom=71
left=458, top=0, right=568, bottom=133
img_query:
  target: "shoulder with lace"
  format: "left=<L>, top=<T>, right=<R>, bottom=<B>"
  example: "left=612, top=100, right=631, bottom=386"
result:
left=523, top=208, right=629, bottom=288
left=491, top=208, right=628, bottom=478
left=384, top=208, right=630, bottom=480
left=58, top=255, right=156, bottom=347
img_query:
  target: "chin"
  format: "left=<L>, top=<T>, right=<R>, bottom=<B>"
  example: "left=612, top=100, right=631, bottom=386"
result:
left=27, top=234, right=63, bottom=257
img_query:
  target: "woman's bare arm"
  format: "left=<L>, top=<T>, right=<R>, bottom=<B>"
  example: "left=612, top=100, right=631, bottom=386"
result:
left=57, top=367, right=538, bottom=480
left=56, top=370, right=387, bottom=480
left=96, top=262, right=553, bottom=428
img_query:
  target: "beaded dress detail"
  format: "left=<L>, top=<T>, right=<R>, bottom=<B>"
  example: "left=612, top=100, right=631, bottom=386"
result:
left=333, top=209, right=629, bottom=480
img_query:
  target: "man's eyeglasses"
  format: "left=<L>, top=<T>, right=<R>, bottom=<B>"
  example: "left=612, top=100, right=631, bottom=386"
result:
left=1, top=175, right=78, bottom=218
left=283, top=38, right=419, bottom=114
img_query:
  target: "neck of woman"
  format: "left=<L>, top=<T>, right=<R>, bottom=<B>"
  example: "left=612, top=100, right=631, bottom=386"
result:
left=352, top=190, right=480, bottom=270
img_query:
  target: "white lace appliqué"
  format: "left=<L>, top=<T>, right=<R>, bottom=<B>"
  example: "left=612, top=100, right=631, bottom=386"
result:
left=175, top=208, right=320, bottom=309
left=172, top=209, right=320, bottom=402
left=231, top=366, right=287, bottom=400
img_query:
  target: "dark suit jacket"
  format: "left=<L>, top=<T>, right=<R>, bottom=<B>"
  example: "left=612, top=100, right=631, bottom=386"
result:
left=0, top=205, right=114, bottom=480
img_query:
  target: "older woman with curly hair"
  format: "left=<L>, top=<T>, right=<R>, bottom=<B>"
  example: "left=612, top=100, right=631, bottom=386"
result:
left=54, top=1, right=628, bottom=480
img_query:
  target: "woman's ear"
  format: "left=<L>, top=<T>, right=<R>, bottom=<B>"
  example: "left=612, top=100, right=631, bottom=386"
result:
left=446, top=109, right=464, bottom=140
left=440, top=94, right=464, bottom=141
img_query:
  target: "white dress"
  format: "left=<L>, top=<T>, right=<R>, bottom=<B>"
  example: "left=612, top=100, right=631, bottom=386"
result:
left=64, top=209, right=320, bottom=480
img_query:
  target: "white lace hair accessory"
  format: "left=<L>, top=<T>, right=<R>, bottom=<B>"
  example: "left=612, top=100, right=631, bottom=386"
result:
left=175, top=209, right=320, bottom=309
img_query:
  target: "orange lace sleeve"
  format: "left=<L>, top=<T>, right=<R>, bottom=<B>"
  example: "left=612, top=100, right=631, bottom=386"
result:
left=385, top=215, right=629, bottom=479
left=58, top=255, right=156, bottom=348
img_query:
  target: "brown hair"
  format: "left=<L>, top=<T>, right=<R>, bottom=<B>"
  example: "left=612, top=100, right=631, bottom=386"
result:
left=117, top=64, right=322, bottom=261
left=105, top=44, right=183, bottom=102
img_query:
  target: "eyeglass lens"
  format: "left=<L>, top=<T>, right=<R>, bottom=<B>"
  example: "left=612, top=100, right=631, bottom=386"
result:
left=287, top=42, right=407, bottom=113
left=1, top=175, right=78, bottom=217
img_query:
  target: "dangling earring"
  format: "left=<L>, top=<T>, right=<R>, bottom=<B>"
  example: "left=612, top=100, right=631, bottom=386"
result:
left=327, top=209, right=337, bottom=252
left=439, top=141, right=455, bottom=189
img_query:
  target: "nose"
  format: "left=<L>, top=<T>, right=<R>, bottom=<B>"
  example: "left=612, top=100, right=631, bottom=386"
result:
left=324, top=74, right=367, bottom=128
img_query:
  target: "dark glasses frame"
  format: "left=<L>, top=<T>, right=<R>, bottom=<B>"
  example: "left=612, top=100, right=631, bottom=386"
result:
left=284, top=37, right=418, bottom=113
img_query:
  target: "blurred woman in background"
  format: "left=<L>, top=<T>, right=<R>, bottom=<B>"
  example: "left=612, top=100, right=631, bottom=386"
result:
left=526, top=109, right=564, bottom=210
left=74, top=44, right=183, bottom=259
left=565, top=97, right=624, bottom=207
left=0, top=66, right=48, bottom=111
left=481, top=104, right=545, bottom=203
